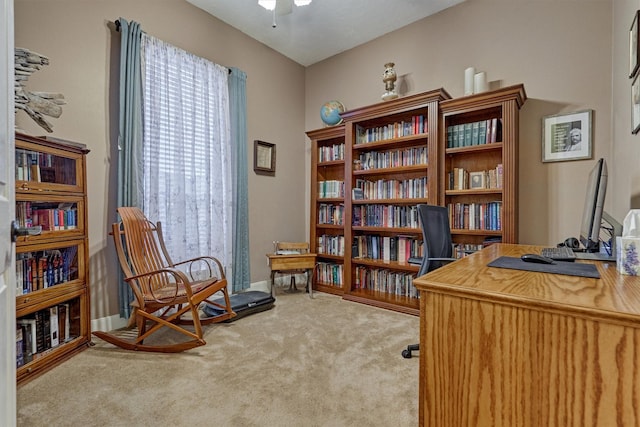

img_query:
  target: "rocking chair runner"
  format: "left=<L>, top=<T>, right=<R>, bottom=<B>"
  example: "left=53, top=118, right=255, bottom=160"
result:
left=93, top=207, right=236, bottom=352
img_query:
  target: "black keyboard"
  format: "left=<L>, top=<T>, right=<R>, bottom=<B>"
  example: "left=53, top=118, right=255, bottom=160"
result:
left=540, top=246, right=577, bottom=261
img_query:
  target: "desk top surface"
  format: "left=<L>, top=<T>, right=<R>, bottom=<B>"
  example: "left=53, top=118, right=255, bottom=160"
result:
left=414, top=243, right=640, bottom=324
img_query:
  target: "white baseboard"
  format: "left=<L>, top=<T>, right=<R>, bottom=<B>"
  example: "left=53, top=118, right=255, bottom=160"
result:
left=249, top=280, right=270, bottom=293
left=91, top=314, right=127, bottom=332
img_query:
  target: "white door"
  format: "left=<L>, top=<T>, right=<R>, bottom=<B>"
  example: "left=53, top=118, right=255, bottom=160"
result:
left=0, top=0, right=16, bottom=425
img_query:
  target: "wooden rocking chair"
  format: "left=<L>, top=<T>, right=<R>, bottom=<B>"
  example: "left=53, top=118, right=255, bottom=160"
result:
left=93, top=207, right=236, bottom=352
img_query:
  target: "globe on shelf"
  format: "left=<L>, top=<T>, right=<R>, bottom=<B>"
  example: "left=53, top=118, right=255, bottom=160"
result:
left=320, top=100, right=345, bottom=126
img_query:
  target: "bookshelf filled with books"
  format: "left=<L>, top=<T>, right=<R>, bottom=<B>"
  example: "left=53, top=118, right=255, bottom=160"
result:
left=307, top=86, right=525, bottom=315
left=307, top=124, right=347, bottom=294
left=439, top=84, right=527, bottom=257
left=14, top=133, right=91, bottom=384
left=340, top=89, right=450, bottom=315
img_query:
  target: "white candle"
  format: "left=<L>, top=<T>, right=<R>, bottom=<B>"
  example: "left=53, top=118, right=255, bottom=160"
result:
left=474, top=72, right=488, bottom=94
left=464, top=67, right=475, bottom=95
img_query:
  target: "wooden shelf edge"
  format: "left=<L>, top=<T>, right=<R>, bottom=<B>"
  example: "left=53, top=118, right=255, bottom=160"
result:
left=352, top=198, right=429, bottom=205
left=315, top=254, right=345, bottom=261
left=351, top=226, right=422, bottom=235
left=317, top=159, right=345, bottom=167
left=342, top=292, right=419, bottom=316
left=16, top=285, right=86, bottom=314
left=450, top=229, right=502, bottom=236
left=445, top=142, right=503, bottom=154
left=353, top=164, right=428, bottom=175
left=352, top=133, right=428, bottom=149
left=16, top=336, right=90, bottom=386
left=445, top=188, right=502, bottom=196
left=313, top=285, right=344, bottom=296
left=352, top=258, right=420, bottom=272
left=440, top=84, right=527, bottom=112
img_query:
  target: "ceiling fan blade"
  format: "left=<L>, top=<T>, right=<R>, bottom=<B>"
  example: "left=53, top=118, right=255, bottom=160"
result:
left=276, top=0, right=293, bottom=15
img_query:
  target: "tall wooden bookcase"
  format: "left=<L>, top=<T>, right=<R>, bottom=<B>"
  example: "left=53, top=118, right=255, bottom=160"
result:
left=307, top=124, right=347, bottom=295
left=309, top=89, right=450, bottom=315
left=439, top=84, right=527, bottom=254
left=308, top=85, right=526, bottom=315
left=14, top=133, right=91, bottom=384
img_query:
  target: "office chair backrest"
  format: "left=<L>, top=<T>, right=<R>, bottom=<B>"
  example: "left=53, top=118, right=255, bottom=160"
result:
left=417, top=204, right=453, bottom=276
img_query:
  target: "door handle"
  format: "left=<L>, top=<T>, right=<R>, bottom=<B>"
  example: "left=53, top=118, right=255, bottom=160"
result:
left=10, top=221, right=41, bottom=242
left=11, top=220, right=22, bottom=242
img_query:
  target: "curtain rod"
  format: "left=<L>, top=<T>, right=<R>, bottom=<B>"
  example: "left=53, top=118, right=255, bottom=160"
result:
left=113, top=19, right=233, bottom=74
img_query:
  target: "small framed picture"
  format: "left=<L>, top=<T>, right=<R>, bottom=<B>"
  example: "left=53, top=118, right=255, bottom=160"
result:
left=254, top=140, right=276, bottom=176
left=542, top=110, right=593, bottom=163
left=633, top=73, right=640, bottom=134
left=631, top=11, right=640, bottom=78
left=469, top=171, right=486, bottom=189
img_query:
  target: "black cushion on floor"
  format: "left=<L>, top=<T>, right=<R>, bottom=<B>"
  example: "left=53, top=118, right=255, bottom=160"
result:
left=203, top=290, right=275, bottom=322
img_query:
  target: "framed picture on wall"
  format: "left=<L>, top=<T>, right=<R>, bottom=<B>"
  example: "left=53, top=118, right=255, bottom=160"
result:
left=633, top=73, right=640, bottom=134
left=542, top=110, right=592, bottom=163
left=254, top=140, right=276, bottom=176
left=631, top=10, right=640, bottom=78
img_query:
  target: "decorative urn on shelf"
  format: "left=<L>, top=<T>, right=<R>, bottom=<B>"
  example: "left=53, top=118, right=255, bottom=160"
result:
left=381, top=62, right=398, bottom=101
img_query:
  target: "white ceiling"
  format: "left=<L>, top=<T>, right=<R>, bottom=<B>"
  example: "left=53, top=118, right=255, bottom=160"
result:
left=185, top=0, right=466, bottom=66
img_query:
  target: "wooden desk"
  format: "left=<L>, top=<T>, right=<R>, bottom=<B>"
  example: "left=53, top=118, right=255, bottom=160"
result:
left=266, top=253, right=317, bottom=298
left=413, top=243, right=640, bottom=427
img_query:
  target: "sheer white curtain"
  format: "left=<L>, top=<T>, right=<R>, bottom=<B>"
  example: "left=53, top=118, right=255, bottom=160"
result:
left=140, top=34, right=233, bottom=280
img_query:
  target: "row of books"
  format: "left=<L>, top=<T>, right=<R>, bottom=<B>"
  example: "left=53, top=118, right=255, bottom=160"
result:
left=16, top=247, right=78, bottom=295
left=318, top=143, right=345, bottom=162
left=16, top=201, right=78, bottom=230
left=446, top=118, right=502, bottom=148
left=353, top=266, right=419, bottom=299
left=452, top=238, right=502, bottom=259
left=448, top=201, right=503, bottom=231
left=318, top=203, right=345, bottom=226
left=353, top=177, right=427, bottom=200
left=453, top=243, right=485, bottom=258
left=317, top=180, right=345, bottom=199
left=355, top=115, right=427, bottom=144
left=352, top=234, right=422, bottom=263
left=317, top=234, right=345, bottom=256
left=354, top=146, right=427, bottom=171
left=315, top=262, right=343, bottom=287
left=352, top=204, right=420, bottom=229
left=447, top=164, right=503, bottom=190
left=15, top=149, right=54, bottom=181
left=16, top=302, right=77, bottom=367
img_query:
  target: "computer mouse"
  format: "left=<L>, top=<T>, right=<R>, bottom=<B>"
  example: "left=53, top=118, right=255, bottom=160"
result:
left=521, top=253, right=556, bottom=264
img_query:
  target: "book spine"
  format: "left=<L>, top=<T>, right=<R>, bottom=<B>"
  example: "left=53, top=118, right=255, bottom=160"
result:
left=49, top=306, right=59, bottom=347
left=16, top=327, right=24, bottom=368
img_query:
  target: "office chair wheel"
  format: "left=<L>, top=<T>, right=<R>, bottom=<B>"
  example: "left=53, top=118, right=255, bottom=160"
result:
left=402, top=344, right=419, bottom=359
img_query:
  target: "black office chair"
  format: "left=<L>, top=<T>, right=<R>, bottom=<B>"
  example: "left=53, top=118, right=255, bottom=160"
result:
left=402, top=204, right=457, bottom=359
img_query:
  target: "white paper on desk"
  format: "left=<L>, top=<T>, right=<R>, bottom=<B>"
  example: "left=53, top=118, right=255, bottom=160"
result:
left=276, top=250, right=300, bottom=255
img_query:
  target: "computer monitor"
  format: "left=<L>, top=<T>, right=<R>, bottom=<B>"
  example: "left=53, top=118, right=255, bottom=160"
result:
left=579, top=158, right=607, bottom=252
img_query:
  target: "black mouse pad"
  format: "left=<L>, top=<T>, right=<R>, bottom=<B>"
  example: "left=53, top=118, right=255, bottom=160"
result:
left=487, top=256, right=600, bottom=278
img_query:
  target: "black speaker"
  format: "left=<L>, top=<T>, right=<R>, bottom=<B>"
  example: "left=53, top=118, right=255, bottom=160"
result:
left=561, top=237, right=580, bottom=249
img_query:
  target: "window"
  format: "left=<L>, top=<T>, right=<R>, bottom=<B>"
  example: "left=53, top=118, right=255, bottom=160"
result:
left=140, top=34, right=232, bottom=277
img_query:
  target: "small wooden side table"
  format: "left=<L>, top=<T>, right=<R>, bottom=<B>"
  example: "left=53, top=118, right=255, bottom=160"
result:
left=266, top=253, right=317, bottom=299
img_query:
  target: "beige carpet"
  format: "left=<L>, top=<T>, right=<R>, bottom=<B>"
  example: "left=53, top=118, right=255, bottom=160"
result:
left=17, top=289, right=420, bottom=427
